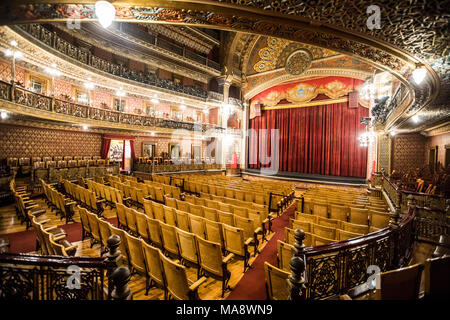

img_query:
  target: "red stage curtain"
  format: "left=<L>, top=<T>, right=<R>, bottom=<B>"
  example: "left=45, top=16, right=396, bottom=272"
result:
left=249, top=101, right=368, bottom=178
left=122, top=140, right=126, bottom=170
left=100, top=138, right=111, bottom=159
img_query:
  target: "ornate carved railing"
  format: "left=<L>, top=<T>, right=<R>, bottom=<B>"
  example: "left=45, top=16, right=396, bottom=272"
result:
left=0, top=235, right=132, bottom=300
left=0, top=80, right=227, bottom=133
left=16, top=24, right=211, bottom=99
left=0, top=254, right=106, bottom=300
left=288, top=207, right=415, bottom=300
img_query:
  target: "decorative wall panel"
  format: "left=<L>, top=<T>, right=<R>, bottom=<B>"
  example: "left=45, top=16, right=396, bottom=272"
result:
left=391, top=133, right=426, bottom=173
left=425, top=132, right=450, bottom=168
left=0, top=124, right=102, bottom=158
left=377, top=134, right=391, bottom=174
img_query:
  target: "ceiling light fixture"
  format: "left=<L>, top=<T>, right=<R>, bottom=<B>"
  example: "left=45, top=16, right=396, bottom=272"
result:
left=151, top=98, right=159, bottom=104
left=390, top=130, right=397, bottom=136
left=84, top=82, right=95, bottom=90
left=411, top=114, right=420, bottom=123
left=180, top=104, right=186, bottom=110
left=412, top=67, right=427, bottom=85
left=0, top=110, right=7, bottom=120
left=151, top=132, right=155, bottom=136
left=82, top=125, right=89, bottom=131
left=116, top=89, right=126, bottom=97
left=203, top=108, right=209, bottom=114
left=95, top=1, right=116, bottom=29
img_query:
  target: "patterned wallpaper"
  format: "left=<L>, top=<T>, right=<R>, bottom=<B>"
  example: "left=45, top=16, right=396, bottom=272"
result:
left=91, top=90, right=113, bottom=109
left=54, top=79, right=73, bottom=98
left=0, top=124, right=102, bottom=159
left=391, top=133, right=426, bottom=172
left=377, top=134, right=391, bottom=173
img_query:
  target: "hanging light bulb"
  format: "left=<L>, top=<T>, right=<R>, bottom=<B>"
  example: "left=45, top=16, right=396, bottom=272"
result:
left=151, top=98, right=159, bottom=104
left=0, top=110, right=7, bottom=120
left=95, top=1, right=116, bottom=29
left=411, top=114, right=420, bottom=123
left=412, top=68, right=427, bottom=85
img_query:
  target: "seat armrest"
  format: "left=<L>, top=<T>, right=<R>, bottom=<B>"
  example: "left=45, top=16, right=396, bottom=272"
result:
left=45, top=225, right=58, bottom=232
left=54, top=234, right=67, bottom=242
left=222, top=253, right=235, bottom=264
left=65, top=201, right=77, bottom=206
left=244, top=237, right=253, bottom=246
left=339, top=294, right=352, bottom=300
left=254, top=227, right=263, bottom=234
left=189, top=276, right=207, bottom=291
left=39, top=219, right=50, bottom=225
left=26, top=204, right=39, bottom=210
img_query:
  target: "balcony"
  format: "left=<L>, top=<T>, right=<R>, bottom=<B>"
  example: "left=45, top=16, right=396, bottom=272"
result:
left=0, top=80, right=226, bottom=134
left=17, top=24, right=209, bottom=99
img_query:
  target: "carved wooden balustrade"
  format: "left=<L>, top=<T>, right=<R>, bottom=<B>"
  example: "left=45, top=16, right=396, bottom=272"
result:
left=289, top=205, right=415, bottom=300
left=0, top=235, right=132, bottom=300
left=0, top=80, right=226, bottom=133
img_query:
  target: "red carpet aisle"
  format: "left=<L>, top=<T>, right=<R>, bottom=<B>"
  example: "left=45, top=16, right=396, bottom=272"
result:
left=226, top=203, right=295, bottom=300
left=4, top=217, right=118, bottom=253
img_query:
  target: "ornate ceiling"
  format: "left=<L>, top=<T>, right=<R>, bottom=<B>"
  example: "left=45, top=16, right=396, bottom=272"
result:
left=0, top=0, right=448, bottom=133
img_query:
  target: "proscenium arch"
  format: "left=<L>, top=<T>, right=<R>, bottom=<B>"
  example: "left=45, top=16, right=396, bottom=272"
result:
left=0, top=0, right=442, bottom=128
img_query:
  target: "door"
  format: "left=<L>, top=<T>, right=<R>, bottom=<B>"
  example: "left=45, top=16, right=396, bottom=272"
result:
left=429, top=147, right=438, bottom=173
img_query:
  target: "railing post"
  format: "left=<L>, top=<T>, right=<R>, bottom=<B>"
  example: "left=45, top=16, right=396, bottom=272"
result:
left=104, top=234, right=122, bottom=299
left=110, top=267, right=133, bottom=300
left=389, top=205, right=402, bottom=229
left=288, top=229, right=307, bottom=300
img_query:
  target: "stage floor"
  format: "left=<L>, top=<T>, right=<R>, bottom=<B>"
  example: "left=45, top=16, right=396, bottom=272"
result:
left=243, top=169, right=367, bottom=186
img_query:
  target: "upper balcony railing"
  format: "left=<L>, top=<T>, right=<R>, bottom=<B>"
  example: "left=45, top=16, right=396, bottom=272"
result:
left=119, top=23, right=221, bottom=71
left=17, top=24, right=210, bottom=99
left=0, top=80, right=227, bottom=134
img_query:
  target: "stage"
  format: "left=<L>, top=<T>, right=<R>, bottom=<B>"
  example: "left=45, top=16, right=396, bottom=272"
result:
left=243, top=169, right=367, bottom=186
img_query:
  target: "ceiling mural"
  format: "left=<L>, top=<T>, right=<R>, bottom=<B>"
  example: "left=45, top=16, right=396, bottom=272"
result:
left=250, top=37, right=338, bottom=74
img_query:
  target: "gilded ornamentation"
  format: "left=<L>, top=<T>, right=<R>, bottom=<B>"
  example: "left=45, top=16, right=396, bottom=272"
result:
left=285, top=49, right=312, bottom=75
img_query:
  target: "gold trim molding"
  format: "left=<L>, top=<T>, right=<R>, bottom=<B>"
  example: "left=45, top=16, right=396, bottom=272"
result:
left=262, top=97, right=349, bottom=110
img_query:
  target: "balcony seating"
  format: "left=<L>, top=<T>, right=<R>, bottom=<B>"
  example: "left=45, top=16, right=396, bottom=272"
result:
left=375, top=263, right=424, bottom=300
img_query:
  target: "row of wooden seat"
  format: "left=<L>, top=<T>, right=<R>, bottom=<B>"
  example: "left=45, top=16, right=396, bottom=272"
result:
left=85, top=179, right=124, bottom=208
left=11, top=179, right=48, bottom=229
left=196, top=192, right=268, bottom=214
left=117, top=201, right=257, bottom=273
left=63, top=179, right=105, bottom=215
left=295, top=206, right=391, bottom=229
left=166, top=196, right=271, bottom=238
left=41, top=179, right=77, bottom=224
left=31, top=215, right=77, bottom=256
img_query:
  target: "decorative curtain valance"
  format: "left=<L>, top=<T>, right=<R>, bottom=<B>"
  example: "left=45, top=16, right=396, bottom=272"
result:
left=251, top=76, right=364, bottom=106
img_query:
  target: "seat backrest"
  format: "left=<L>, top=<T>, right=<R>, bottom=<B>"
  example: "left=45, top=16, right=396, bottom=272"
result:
left=218, top=211, right=234, bottom=227
left=222, top=224, right=245, bottom=256
left=294, top=212, right=318, bottom=224
left=337, top=229, right=363, bottom=241
left=86, top=210, right=101, bottom=241
left=135, top=210, right=150, bottom=242
left=141, top=240, right=165, bottom=287
left=116, top=203, right=128, bottom=228
left=312, top=203, right=328, bottom=218
left=125, top=232, right=146, bottom=274
left=313, top=234, right=335, bottom=246
left=163, top=206, right=177, bottom=227
left=159, top=250, right=191, bottom=300
left=341, top=221, right=369, bottom=234
left=203, top=207, right=218, bottom=222
left=152, top=202, right=165, bottom=222
left=204, top=219, right=224, bottom=248
left=317, top=216, right=340, bottom=229
left=277, top=240, right=295, bottom=272
left=98, top=219, right=112, bottom=247
left=424, top=255, right=450, bottom=298
left=369, top=210, right=390, bottom=228
left=379, top=263, right=424, bottom=300
left=234, top=215, right=256, bottom=241
left=174, top=209, right=190, bottom=232
left=329, top=205, right=348, bottom=221
left=291, top=219, right=311, bottom=233
left=165, top=197, right=177, bottom=209
left=196, top=235, right=224, bottom=277
left=188, top=214, right=206, bottom=238
left=349, top=207, right=369, bottom=226
left=175, top=228, right=199, bottom=265
left=264, top=262, right=290, bottom=300
left=160, top=222, right=179, bottom=257
left=146, top=217, right=163, bottom=247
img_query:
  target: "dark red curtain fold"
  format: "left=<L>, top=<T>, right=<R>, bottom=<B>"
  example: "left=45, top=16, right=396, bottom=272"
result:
left=122, top=140, right=126, bottom=169
left=100, top=138, right=111, bottom=159
left=130, top=139, right=136, bottom=161
left=249, top=102, right=368, bottom=178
